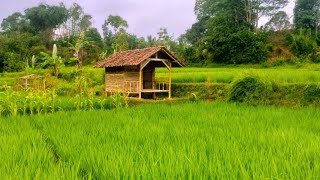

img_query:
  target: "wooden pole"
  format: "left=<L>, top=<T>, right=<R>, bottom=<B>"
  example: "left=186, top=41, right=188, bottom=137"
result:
left=139, top=64, right=142, bottom=99
left=168, top=62, right=172, bottom=99
left=152, top=67, right=156, bottom=99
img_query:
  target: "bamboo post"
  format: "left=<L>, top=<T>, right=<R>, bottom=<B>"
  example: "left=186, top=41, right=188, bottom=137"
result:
left=168, top=62, right=172, bottom=99
left=139, top=65, right=142, bottom=99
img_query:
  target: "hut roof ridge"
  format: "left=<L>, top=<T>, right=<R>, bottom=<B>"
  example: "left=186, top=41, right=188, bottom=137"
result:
left=94, top=46, right=184, bottom=68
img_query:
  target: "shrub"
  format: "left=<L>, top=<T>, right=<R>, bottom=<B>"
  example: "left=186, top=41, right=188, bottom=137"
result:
left=271, top=56, right=286, bottom=66
left=286, top=29, right=317, bottom=59
left=303, top=84, right=320, bottom=105
left=228, top=75, right=272, bottom=105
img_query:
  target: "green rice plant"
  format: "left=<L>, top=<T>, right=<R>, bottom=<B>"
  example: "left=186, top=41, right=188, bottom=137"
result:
left=2, top=90, right=20, bottom=117
left=156, top=66, right=320, bottom=84
left=111, top=92, right=127, bottom=109
left=0, top=116, right=79, bottom=179
left=27, top=102, right=320, bottom=179
left=48, top=90, right=58, bottom=113
left=0, top=105, right=4, bottom=117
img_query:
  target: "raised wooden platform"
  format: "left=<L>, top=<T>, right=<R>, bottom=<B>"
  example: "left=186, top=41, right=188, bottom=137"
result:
left=141, top=89, right=169, bottom=93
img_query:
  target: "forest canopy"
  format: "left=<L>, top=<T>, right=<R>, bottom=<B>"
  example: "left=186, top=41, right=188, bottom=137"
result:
left=0, top=0, right=319, bottom=72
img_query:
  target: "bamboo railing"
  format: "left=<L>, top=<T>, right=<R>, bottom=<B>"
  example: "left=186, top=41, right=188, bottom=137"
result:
left=124, top=81, right=168, bottom=93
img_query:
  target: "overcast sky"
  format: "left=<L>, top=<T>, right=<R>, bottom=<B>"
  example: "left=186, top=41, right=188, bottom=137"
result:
left=0, top=0, right=295, bottom=38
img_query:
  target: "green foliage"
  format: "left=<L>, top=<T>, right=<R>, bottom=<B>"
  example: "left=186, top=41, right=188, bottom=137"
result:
left=0, top=12, right=30, bottom=32
left=66, top=32, right=89, bottom=68
left=84, top=28, right=104, bottom=64
left=0, top=32, right=44, bottom=72
left=190, top=0, right=273, bottom=64
left=102, top=15, right=130, bottom=53
left=40, top=44, right=64, bottom=77
left=204, top=30, right=270, bottom=64
left=228, top=75, right=272, bottom=104
left=286, top=29, right=318, bottom=61
left=62, top=3, right=93, bottom=37
left=104, top=15, right=128, bottom=34
left=195, top=0, right=289, bottom=31
left=24, top=3, right=68, bottom=33
left=264, top=11, right=292, bottom=31
left=0, top=89, right=116, bottom=117
left=303, top=84, right=320, bottom=105
left=294, top=0, right=320, bottom=32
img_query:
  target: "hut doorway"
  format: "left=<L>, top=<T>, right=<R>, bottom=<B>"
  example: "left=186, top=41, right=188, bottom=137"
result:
left=140, top=60, right=170, bottom=96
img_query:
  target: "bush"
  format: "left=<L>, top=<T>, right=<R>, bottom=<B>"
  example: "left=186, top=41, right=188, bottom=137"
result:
left=228, top=75, right=272, bottom=105
left=286, top=29, right=317, bottom=59
left=303, top=84, right=320, bottom=105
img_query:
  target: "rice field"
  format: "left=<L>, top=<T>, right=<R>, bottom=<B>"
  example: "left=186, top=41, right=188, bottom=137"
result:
left=2, top=102, right=320, bottom=179
left=1, top=65, right=320, bottom=89
left=156, top=66, right=320, bottom=84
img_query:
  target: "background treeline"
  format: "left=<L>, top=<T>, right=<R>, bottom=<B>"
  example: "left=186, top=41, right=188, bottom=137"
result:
left=0, top=0, right=319, bottom=73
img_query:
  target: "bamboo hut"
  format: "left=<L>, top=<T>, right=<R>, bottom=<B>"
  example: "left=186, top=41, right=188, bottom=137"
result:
left=94, top=47, right=184, bottom=99
left=20, top=74, right=45, bottom=90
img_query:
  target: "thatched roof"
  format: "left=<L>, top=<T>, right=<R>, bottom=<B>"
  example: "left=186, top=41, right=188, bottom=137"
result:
left=94, top=47, right=184, bottom=68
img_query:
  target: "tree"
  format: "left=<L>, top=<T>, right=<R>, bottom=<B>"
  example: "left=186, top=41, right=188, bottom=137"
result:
left=1, top=12, right=29, bottom=32
left=157, top=28, right=173, bottom=49
left=84, top=28, right=104, bottom=64
left=127, top=34, right=147, bottom=50
left=40, top=44, right=63, bottom=77
left=265, top=11, right=292, bottom=31
left=0, top=32, right=44, bottom=72
left=184, top=16, right=209, bottom=45
left=113, top=29, right=130, bottom=52
left=24, top=3, right=68, bottom=33
left=250, top=0, right=289, bottom=29
left=192, top=0, right=270, bottom=64
left=103, top=15, right=128, bottom=34
left=24, top=3, right=68, bottom=47
left=56, top=3, right=92, bottom=38
left=195, top=0, right=289, bottom=30
left=102, top=15, right=129, bottom=53
left=294, top=0, right=320, bottom=35
left=146, top=35, right=157, bottom=47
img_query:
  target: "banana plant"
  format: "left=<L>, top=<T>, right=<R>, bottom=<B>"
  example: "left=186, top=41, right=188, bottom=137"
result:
left=40, top=44, right=63, bottom=77
left=67, top=32, right=89, bottom=69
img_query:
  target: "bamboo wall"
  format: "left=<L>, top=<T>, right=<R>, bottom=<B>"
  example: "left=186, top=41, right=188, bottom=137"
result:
left=105, top=66, right=140, bottom=93
left=105, top=73, right=125, bottom=92
left=105, top=64, right=161, bottom=93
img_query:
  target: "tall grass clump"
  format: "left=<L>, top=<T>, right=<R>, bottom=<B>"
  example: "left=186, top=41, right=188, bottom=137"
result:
left=228, top=75, right=273, bottom=105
